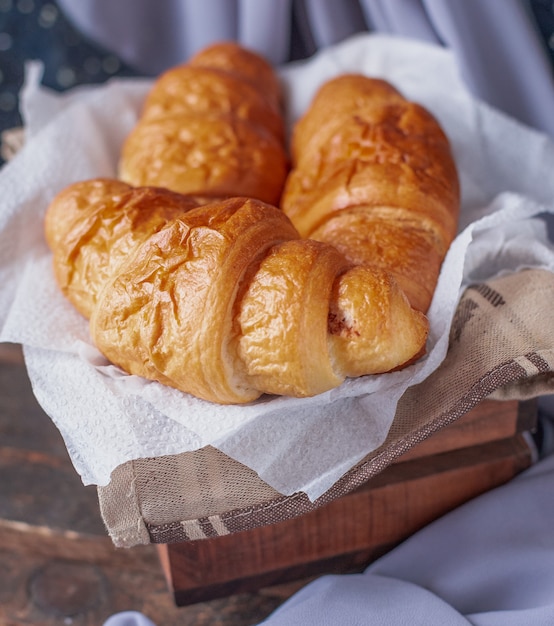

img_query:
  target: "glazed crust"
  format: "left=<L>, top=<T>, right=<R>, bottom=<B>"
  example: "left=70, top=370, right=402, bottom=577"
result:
left=281, top=74, right=460, bottom=313
left=44, top=178, right=203, bottom=318
left=118, top=42, right=288, bottom=206
left=187, top=41, right=283, bottom=111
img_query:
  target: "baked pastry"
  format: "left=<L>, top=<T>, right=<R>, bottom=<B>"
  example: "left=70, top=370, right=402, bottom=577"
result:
left=281, top=74, right=460, bottom=313
left=119, top=42, right=288, bottom=206
left=45, top=179, right=429, bottom=405
left=44, top=178, right=203, bottom=319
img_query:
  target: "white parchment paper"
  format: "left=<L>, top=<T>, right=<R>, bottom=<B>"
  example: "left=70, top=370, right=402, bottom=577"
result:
left=2, top=34, right=554, bottom=500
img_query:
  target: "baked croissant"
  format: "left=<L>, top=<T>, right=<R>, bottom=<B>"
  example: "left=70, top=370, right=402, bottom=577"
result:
left=45, top=179, right=429, bottom=405
left=281, top=74, right=460, bottom=313
left=119, top=42, right=289, bottom=206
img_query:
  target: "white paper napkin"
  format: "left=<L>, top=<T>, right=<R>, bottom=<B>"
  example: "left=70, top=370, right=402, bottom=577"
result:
left=2, top=34, right=554, bottom=500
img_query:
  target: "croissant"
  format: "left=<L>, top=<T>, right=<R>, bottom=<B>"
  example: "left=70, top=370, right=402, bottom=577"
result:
left=281, top=74, right=460, bottom=313
left=45, top=179, right=429, bottom=405
left=118, top=42, right=288, bottom=206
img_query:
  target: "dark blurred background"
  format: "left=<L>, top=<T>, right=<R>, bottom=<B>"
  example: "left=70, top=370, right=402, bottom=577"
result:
left=0, top=0, right=324, bottom=167
left=0, top=0, right=140, bottom=165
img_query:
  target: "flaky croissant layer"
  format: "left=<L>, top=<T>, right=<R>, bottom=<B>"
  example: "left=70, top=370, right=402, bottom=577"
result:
left=118, top=42, right=289, bottom=207
left=45, top=180, right=428, bottom=404
left=281, top=74, right=460, bottom=313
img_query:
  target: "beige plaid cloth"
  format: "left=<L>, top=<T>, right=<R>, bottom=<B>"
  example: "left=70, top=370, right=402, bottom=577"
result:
left=98, top=268, right=554, bottom=547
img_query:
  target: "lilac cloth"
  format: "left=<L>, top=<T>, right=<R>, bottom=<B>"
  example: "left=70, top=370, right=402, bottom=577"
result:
left=56, top=0, right=554, bottom=136
left=256, top=452, right=554, bottom=625
left=103, top=612, right=156, bottom=626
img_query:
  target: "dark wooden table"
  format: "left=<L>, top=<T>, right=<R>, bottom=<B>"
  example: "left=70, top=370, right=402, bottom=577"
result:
left=0, top=343, right=302, bottom=625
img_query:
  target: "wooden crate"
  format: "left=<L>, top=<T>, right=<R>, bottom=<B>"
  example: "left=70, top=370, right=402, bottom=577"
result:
left=157, top=399, right=536, bottom=606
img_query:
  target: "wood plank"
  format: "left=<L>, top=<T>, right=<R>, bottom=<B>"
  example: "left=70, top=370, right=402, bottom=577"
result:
left=0, top=343, right=296, bottom=624
left=159, top=434, right=533, bottom=606
left=0, top=346, right=107, bottom=535
left=397, top=398, right=536, bottom=462
left=0, top=520, right=293, bottom=625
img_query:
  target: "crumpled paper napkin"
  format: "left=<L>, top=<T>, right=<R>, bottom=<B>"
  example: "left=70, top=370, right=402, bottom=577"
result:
left=2, top=34, right=554, bottom=501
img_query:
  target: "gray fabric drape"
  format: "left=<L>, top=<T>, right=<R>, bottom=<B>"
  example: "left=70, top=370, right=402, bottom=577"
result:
left=56, top=0, right=554, bottom=136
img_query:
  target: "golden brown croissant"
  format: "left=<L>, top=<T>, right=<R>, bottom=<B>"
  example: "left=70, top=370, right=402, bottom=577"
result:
left=44, top=178, right=203, bottom=319
left=45, top=179, right=429, bottom=405
left=281, top=74, right=460, bottom=313
left=119, top=42, right=288, bottom=206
